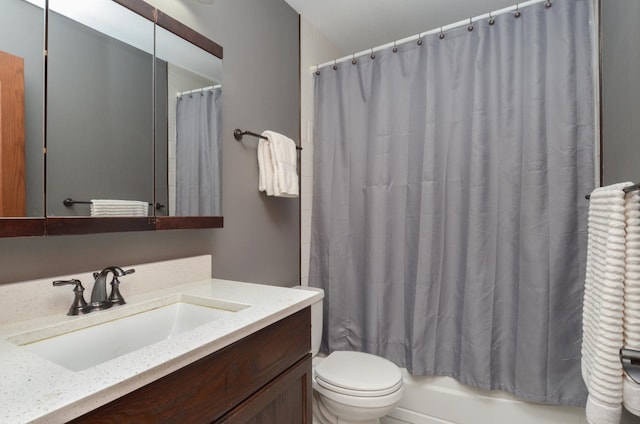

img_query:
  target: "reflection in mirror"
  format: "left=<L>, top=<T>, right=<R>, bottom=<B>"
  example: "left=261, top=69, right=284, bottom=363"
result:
left=46, top=0, right=155, bottom=217
left=0, top=0, right=44, bottom=217
left=155, top=26, right=222, bottom=217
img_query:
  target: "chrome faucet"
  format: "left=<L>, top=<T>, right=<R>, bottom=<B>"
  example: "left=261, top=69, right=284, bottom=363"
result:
left=90, top=266, right=135, bottom=310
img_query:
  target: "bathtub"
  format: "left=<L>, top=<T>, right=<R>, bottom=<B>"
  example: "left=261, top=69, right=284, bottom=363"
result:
left=381, top=371, right=587, bottom=424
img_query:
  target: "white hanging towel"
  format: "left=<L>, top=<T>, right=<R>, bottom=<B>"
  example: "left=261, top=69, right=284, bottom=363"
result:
left=257, top=136, right=275, bottom=196
left=582, top=182, right=640, bottom=424
left=623, top=188, right=640, bottom=417
left=90, top=199, right=149, bottom=217
left=257, top=130, right=299, bottom=198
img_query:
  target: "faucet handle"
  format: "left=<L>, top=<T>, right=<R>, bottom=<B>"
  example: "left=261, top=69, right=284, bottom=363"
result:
left=53, top=279, right=91, bottom=316
left=108, top=267, right=135, bottom=305
left=53, top=278, right=84, bottom=289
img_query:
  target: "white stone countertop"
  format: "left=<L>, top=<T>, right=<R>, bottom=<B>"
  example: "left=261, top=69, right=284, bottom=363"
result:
left=0, top=278, right=322, bottom=423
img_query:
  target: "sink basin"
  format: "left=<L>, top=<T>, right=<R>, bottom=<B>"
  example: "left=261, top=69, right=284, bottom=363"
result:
left=9, top=295, right=249, bottom=371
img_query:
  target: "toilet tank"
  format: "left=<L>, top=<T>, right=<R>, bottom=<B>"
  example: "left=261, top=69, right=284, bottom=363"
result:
left=292, top=286, right=324, bottom=356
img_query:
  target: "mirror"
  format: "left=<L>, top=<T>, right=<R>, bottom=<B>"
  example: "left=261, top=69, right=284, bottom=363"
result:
left=0, top=0, right=45, bottom=218
left=0, top=0, right=224, bottom=236
left=46, top=0, right=155, bottom=217
left=155, top=25, right=223, bottom=216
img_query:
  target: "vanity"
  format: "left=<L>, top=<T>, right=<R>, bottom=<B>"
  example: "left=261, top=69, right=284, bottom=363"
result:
left=0, top=256, right=320, bottom=423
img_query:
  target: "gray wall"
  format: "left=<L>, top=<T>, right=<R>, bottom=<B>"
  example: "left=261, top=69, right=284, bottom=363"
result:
left=0, top=0, right=44, bottom=217
left=0, top=0, right=300, bottom=287
left=602, top=0, right=640, bottom=185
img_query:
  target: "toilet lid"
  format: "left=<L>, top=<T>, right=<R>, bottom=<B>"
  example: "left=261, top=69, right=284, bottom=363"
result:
left=314, top=351, right=403, bottom=396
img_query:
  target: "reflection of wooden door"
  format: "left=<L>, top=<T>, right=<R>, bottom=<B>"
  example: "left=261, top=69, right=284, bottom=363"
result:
left=0, top=50, right=26, bottom=217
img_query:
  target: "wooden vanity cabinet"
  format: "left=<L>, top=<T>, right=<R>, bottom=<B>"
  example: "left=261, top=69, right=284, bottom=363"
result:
left=69, top=308, right=312, bottom=424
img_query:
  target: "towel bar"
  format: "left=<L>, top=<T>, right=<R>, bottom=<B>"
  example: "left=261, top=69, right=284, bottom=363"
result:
left=63, top=198, right=165, bottom=210
left=621, top=348, right=640, bottom=384
left=234, top=128, right=302, bottom=150
left=585, top=182, right=640, bottom=200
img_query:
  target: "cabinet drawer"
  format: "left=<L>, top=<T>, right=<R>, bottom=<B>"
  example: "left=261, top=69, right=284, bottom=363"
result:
left=216, top=354, right=312, bottom=424
left=69, top=308, right=311, bottom=423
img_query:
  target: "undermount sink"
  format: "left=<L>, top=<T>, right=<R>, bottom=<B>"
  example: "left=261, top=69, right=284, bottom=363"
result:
left=9, top=295, right=249, bottom=371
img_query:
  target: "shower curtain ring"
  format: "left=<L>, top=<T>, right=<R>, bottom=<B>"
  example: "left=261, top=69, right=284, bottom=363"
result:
left=370, top=48, right=376, bottom=60
left=315, top=64, right=320, bottom=75
left=467, top=17, right=474, bottom=31
left=333, top=60, right=337, bottom=70
left=439, top=27, right=445, bottom=39
left=393, top=41, right=398, bottom=53
left=514, top=4, right=521, bottom=18
left=544, top=0, right=552, bottom=8
left=352, top=54, right=357, bottom=65
left=417, top=33, right=423, bottom=45
left=488, top=12, right=495, bottom=26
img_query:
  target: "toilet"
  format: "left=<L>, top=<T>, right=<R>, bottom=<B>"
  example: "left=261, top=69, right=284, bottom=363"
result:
left=295, top=286, right=404, bottom=424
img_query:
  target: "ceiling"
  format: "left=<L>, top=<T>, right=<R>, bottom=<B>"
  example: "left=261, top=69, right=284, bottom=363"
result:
left=283, top=0, right=523, bottom=54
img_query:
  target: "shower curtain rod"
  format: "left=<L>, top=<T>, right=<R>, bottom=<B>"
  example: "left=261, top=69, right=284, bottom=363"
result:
left=313, top=0, right=550, bottom=71
left=177, top=84, right=221, bottom=97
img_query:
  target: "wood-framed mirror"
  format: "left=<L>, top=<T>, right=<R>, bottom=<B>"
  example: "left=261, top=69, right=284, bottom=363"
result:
left=0, top=0, right=223, bottom=237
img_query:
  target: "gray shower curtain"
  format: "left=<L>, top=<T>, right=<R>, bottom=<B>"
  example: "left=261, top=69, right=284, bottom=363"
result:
left=176, top=87, right=222, bottom=216
left=310, top=0, right=594, bottom=406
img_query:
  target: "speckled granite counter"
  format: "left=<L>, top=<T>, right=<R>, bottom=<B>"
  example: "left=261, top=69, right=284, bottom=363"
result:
left=0, top=257, right=320, bottom=423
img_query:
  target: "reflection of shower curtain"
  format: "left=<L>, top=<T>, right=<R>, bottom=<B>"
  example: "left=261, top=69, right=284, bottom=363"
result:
left=311, top=0, right=594, bottom=406
left=176, top=87, right=221, bottom=216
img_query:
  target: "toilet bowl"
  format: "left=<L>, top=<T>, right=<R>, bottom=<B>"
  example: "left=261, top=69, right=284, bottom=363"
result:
left=312, top=350, right=404, bottom=424
left=294, top=286, right=404, bottom=424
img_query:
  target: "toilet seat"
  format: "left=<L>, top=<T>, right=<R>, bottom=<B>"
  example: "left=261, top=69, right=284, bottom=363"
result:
left=316, top=376, right=403, bottom=397
left=314, top=351, right=403, bottom=397
left=313, top=377, right=405, bottom=409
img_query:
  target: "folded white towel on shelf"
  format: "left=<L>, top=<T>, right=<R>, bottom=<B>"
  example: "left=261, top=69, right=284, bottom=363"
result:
left=257, top=130, right=299, bottom=198
left=90, top=199, right=149, bottom=217
left=582, top=182, right=631, bottom=424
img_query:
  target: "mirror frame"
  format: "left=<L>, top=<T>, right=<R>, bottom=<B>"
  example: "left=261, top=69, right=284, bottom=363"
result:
left=0, top=0, right=223, bottom=238
left=0, top=219, right=46, bottom=238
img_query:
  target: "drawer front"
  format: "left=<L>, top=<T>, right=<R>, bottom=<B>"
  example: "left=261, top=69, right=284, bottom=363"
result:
left=216, top=354, right=312, bottom=424
left=70, top=308, right=311, bottom=424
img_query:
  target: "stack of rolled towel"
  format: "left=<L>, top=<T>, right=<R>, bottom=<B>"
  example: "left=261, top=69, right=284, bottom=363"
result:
left=257, top=130, right=299, bottom=198
left=90, top=199, right=149, bottom=217
left=582, top=182, right=640, bottom=423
